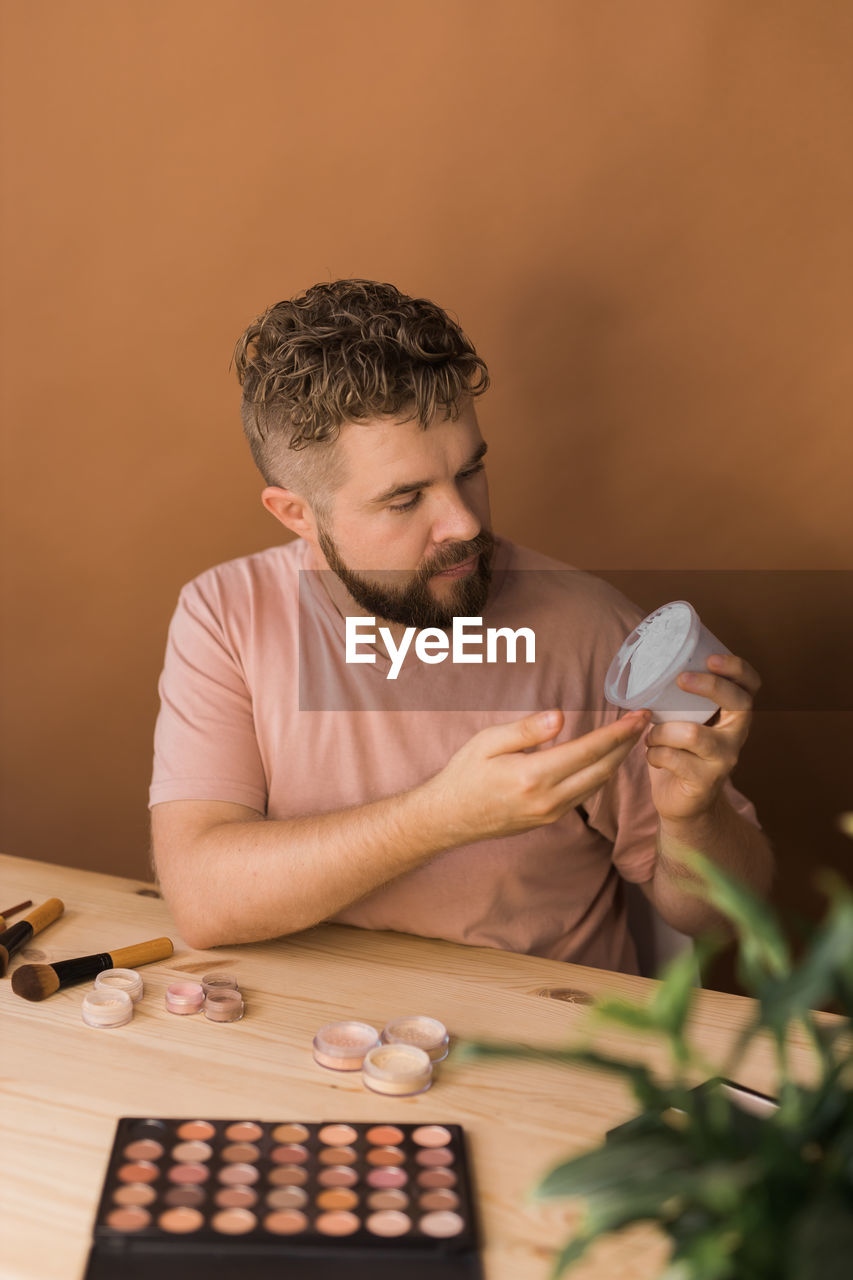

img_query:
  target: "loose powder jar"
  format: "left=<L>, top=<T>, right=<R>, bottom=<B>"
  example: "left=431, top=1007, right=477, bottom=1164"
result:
left=362, top=1044, right=433, bottom=1096
left=82, top=987, right=134, bottom=1029
left=94, top=968, right=144, bottom=1003
left=381, top=1015, right=449, bottom=1062
left=313, top=1021, right=381, bottom=1071
left=204, top=989, right=244, bottom=1022
left=164, top=982, right=205, bottom=1016
left=201, top=972, right=239, bottom=996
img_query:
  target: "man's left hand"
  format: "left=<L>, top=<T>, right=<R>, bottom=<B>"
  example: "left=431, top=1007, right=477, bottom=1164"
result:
left=643, top=653, right=761, bottom=824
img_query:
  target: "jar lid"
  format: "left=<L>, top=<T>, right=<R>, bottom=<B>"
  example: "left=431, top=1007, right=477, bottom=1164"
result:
left=381, top=1015, right=449, bottom=1062
left=82, top=987, right=134, bottom=1028
left=95, top=968, right=144, bottom=1003
left=201, top=973, right=240, bottom=995
left=165, top=981, right=205, bottom=1014
left=313, top=1021, right=381, bottom=1070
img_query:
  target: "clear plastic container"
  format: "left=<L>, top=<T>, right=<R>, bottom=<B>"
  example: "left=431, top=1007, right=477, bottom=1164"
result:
left=604, top=600, right=731, bottom=724
left=312, top=1021, right=381, bottom=1071
left=381, top=1015, right=449, bottom=1062
left=204, top=989, right=244, bottom=1022
left=201, top=973, right=239, bottom=996
left=95, top=968, right=144, bottom=1003
left=82, top=987, right=134, bottom=1028
left=362, top=1044, right=432, bottom=1096
left=165, top=981, right=205, bottom=1015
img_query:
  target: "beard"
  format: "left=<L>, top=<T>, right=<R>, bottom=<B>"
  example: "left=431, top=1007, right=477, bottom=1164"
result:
left=316, top=524, right=496, bottom=630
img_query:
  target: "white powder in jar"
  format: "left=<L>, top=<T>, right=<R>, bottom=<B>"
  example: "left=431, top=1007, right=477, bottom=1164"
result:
left=626, top=603, right=692, bottom=697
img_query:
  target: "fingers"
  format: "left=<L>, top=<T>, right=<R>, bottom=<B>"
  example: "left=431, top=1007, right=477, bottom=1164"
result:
left=676, top=653, right=760, bottom=710
left=533, top=711, right=651, bottom=790
left=550, top=729, right=650, bottom=812
left=481, top=709, right=567, bottom=757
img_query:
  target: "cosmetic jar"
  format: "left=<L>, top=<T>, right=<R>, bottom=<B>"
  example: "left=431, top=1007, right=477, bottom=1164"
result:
left=604, top=600, right=732, bottom=724
left=82, top=987, right=134, bottom=1029
left=95, top=967, right=144, bottom=1003
left=201, top=972, right=239, bottom=996
left=204, top=989, right=244, bottom=1022
left=313, top=1021, right=381, bottom=1071
left=362, top=1044, right=432, bottom=1096
left=381, top=1015, right=449, bottom=1062
left=165, top=982, right=205, bottom=1015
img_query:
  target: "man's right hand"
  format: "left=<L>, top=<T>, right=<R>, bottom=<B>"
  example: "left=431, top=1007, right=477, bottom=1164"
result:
left=422, top=708, right=651, bottom=845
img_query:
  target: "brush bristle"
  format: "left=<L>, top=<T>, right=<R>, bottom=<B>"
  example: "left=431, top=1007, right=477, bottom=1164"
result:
left=11, top=963, right=61, bottom=1001
left=0, top=945, right=9, bottom=978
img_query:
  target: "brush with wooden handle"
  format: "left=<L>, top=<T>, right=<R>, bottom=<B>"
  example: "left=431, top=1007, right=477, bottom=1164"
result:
left=11, top=936, right=174, bottom=1001
left=0, top=901, right=33, bottom=931
left=0, top=898, right=65, bottom=976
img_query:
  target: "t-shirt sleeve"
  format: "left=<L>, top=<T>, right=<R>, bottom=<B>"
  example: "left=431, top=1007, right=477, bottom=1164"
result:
left=149, top=578, right=268, bottom=812
left=583, top=730, right=762, bottom=885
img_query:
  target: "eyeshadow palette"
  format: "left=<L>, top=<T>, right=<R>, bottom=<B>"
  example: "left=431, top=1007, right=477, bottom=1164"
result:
left=84, top=1118, right=482, bottom=1279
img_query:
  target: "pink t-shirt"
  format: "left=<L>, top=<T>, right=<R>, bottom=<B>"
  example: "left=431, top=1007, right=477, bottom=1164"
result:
left=150, top=537, right=759, bottom=972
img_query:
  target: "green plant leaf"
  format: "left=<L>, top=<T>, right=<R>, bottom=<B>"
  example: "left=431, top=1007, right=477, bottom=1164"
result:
left=760, top=893, right=853, bottom=1036
left=676, top=850, right=791, bottom=988
left=536, top=1129, right=694, bottom=1200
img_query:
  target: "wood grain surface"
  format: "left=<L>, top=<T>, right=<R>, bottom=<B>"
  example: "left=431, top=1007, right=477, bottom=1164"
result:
left=0, top=854, right=823, bottom=1280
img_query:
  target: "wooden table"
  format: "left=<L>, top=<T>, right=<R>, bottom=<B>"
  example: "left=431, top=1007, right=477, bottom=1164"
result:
left=0, top=854, right=820, bottom=1280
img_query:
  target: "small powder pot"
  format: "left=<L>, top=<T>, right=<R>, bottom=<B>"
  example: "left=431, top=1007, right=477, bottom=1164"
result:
left=201, top=972, right=239, bottom=996
left=362, top=1044, right=433, bottom=1096
left=313, top=1021, right=381, bottom=1071
left=381, top=1015, right=449, bottom=1062
left=82, top=987, right=134, bottom=1029
left=165, top=982, right=205, bottom=1015
left=204, top=989, right=244, bottom=1022
left=94, top=967, right=144, bottom=1003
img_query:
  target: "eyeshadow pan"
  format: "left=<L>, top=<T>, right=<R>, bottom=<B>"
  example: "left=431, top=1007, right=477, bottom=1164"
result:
left=367, top=1189, right=409, bottom=1211
left=412, top=1125, right=452, bottom=1147
left=317, top=1165, right=358, bottom=1188
left=117, top=1162, right=158, bottom=1184
left=163, top=1187, right=206, bottom=1208
left=416, top=1147, right=454, bottom=1167
left=318, top=1123, right=357, bottom=1146
left=315, top=1210, right=360, bottom=1236
left=418, top=1168, right=457, bottom=1188
left=271, top=1123, right=309, bottom=1144
left=158, top=1206, right=204, bottom=1233
left=122, top=1139, right=164, bottom=1161
left=105, top=1206, right=150, bottom=1232
left=176, top=1120, right=215, bottom=1141
left=225, top=1122, right=263, bottom=1142
left=167, top=1163, right=209, bottom=1184
left=171, top=1140, right=212, bottom=1163
left=366, top=1210, right=411, bottom=1237
left=264, top=1209, right=308, bottom=1235
left=316, top=1188, right=358, bottom=1210
left=218, top=1162, right=259, bottom=1186
left=87, top=1118, right=481, bottom=1279
left=216, top=1187, right=258, bottom=1209
left=112, top=1184, right=157, bottom=1207
left=212, top=1208, right=257, bottom=1235
left=269, top=1165, right=309, bottom=1187
left=222, top=1142, right=260, bottom=1162
left=366, top=1125, right=404, bottom=1146
left=266, top=1187, right=307, bottom=1210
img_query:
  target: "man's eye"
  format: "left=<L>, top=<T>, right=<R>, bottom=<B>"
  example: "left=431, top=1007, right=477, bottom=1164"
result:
left=459, top=462, right=485, bottom=480
left=388, top=492, right=422, bottom=513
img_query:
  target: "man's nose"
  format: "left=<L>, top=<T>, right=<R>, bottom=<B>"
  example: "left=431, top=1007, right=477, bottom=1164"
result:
left=430, top=491, right=481, bottom=545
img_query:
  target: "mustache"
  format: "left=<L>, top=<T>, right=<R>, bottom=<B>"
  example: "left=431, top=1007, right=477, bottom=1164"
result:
left=418, top=530, right=495, bottom=581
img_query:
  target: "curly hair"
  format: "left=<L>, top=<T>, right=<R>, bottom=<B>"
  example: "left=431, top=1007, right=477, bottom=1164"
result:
left=233, top=279, right=489, bottom=501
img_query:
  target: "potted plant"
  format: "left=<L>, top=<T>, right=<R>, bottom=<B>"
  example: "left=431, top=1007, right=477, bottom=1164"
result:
left=463, top=849, right=853, bottom=1279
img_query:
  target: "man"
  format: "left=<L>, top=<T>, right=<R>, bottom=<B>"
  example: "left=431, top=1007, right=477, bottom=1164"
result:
left=150, top=279, right=772, bottom=970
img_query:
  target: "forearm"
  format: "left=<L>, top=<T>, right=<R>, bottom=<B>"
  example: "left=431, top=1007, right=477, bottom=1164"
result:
left=153, top=786, right=456, bottom=949
left=650, top=796, right=775, bottom=936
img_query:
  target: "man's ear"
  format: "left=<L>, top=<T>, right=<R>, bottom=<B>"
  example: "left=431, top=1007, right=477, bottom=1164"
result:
left=261, top=486, right=317, bottom=538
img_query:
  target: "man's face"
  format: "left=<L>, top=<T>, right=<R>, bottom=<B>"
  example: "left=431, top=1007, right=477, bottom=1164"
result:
left=312, top=399, right=494, bottom=629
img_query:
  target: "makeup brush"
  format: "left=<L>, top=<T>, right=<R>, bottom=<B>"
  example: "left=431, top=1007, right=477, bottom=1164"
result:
left=11, top=936, right=174, bottom=1001
left=0, top=898, right=65, bottom=977
left=0, top=900, right=33, bottom=930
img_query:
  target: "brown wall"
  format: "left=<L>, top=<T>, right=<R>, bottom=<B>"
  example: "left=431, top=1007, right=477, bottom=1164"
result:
left=2, top=2, right=851, bottom=980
